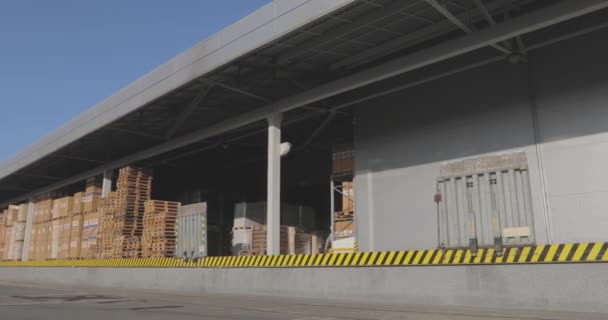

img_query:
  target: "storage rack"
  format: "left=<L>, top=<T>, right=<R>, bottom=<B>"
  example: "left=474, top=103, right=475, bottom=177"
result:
left=329, top=172, right=355, bottom=249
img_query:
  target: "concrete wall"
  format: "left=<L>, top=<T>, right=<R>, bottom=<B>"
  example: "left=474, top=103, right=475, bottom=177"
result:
left=354, top=29, right=608, bottom=251
left=531, top=29, right=608, bottom=244
left=0, top=264, right=606, bottom=313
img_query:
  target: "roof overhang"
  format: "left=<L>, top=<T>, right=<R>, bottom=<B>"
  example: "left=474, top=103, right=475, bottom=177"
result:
left=2, top=0, right=608, bottom=206
left=0, top=0, right=355, bottom=183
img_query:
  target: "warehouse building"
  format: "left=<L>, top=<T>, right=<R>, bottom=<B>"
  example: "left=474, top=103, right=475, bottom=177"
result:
left=1, top=0, right=608, bottom=312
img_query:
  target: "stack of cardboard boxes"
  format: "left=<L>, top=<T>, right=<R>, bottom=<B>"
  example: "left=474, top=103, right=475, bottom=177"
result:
left=51, top=196, right=73, bottom=260
left=32, top=199, right=53, bottom=260
left=0, top=171, right=164, bottom=262
left=81, top=178, right=102, bottom=259
left=69, top=192, right=84, bottom=259
left=81, top=212, right=99, bottom=259
left=0, top=210, right=4, bottom=259
left=0, top=208, right=15, bottom=260
left=0, top=205, right=27, bottom=260
left=22, top=177, right=103, bottom=261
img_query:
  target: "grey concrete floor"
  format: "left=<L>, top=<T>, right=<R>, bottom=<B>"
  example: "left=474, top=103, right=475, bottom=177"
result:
left=0, top=281, right=606, bottom=320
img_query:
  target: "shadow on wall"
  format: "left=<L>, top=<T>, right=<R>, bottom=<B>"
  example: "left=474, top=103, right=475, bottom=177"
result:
left=354, top=28, right=608, bottom=175
left=352, top=28, right=608, bottom=249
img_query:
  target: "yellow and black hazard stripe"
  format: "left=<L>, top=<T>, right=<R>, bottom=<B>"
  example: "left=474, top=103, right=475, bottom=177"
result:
left=1, top=242, right=607, bottom=268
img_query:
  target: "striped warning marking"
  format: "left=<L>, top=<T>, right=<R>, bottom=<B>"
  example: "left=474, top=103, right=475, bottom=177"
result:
left=1, top=242, right=607, bottom=268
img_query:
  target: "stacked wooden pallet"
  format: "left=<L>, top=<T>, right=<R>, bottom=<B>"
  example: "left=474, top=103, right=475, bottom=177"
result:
left=247, top=225, right=289, bottom=255
left=109, top=235, right=141, bottom=259
left=291, top=228, right=311, bottom=255
left=142, top=200, right=180, bottom=258
left=236, top=225, right=318, bottom=256
left=97, top=166, right=153, bottom=259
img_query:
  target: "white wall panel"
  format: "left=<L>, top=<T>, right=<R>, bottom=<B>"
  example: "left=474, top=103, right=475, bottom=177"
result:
left=354, top=28, right=608, bottom=250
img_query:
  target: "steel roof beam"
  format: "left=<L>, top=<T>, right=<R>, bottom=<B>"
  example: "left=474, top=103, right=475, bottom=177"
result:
left=276, top=0, right=420, bottom=65
left=526, top=20, right=608, bottom=52
left=106, top=126, right=165, bottom=141
left=426, top=0, right=511, bottom=54
left=0, top=186, right=29, bottom=192
left=2, top=0, right=607, bottom=207
left=165, top=84, right=214, bottom=139
left=473, top=0, right=515, bottom=51
left=14, top=173, right=62, bottom=180
left=208, top=72, right=340, bottom=115
left=331, top=0, right=510, bottom=70
left=202, top=79, right=269, bottom=103
left=50, top=154, right=105, bottom=164
left=474, top=0, right=497, bottom=25
left=300, top=111, right=337, bottom=149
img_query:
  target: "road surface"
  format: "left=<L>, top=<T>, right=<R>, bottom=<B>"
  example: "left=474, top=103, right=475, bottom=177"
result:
left=0, top=281, right=604, bottom=319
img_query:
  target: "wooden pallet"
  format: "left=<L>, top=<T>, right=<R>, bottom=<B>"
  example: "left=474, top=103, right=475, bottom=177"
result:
left=239, top=225, right=314, bottom=255
left=97, top=166, right=153, bottom=259
left=141, top=200, right=180, bottom=258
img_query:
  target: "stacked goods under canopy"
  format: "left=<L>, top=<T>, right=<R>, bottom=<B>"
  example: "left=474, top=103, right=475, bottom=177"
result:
left=31, top=199, right=52, bottom=260
left=83, top=177, right=102, bottom=213
left=97, top=166, right=152, bottom=259
left=68, top=192, right=85, bottom=259
left=331, top=144, right=355, bottom=253
left=142, top=200, right=180, bottom=258
left=0, top=205, right=25, bottom=261
left=231, top=202, right=316, bottom=256
left=81, top=211, right=99, bottom=259
left=51, top=197, right=73, bottom=260
left=0, top=209, right=7, bottom=260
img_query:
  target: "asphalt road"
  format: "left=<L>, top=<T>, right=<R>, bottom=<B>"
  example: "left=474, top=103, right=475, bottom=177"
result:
left=0, top=281, right=605, bottom=320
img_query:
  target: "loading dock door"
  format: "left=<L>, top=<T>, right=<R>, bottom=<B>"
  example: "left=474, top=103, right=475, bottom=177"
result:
left=437, top=161, right=535, bottom=249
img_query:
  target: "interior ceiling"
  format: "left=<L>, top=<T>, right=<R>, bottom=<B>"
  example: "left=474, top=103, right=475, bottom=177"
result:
left=1, top=0, right=603, bottom=204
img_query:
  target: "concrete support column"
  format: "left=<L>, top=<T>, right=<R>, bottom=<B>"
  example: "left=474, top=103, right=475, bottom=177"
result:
left=102, top=169, right=113, bottom=198
left=21, top=199, right=36, bottom=261
left=266, top=113, right=283, bottom=255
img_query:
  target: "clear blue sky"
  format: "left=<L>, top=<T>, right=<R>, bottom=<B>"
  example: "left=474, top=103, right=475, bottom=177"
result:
left=0, top=0, right=270, bottom=161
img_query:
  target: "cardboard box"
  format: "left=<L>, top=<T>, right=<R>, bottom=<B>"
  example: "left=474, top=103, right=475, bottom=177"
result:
left=34, top=224, right=40, bottom=261
left=82, top=193, right=101, bottom=213
left=4, top=206, right=19, bottom=226
left=332, top=144, right=354, bottom=175
left=43, top=222, right=50, bottom=260
left=35, top=199, right=53, bottom=223
left=52, top=197, right=74, bottom=220
left=0, top=215, right=5, bottom=259
left=85, top=177, right=102, bottom=194
left=82, top=212, right=99, bottom=259
left=72, top=192, right=85, bottom=215
left=57, top=217, right=72, bottom=260
left=27, top=223, right=37, bottom=261
left=17, top=204, right=28, bottom=223
left=334, top=220, right=354, bottom=238
left=69, top=215, right=84, bottom=259
left=341, top=181, right=354, bottom=214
